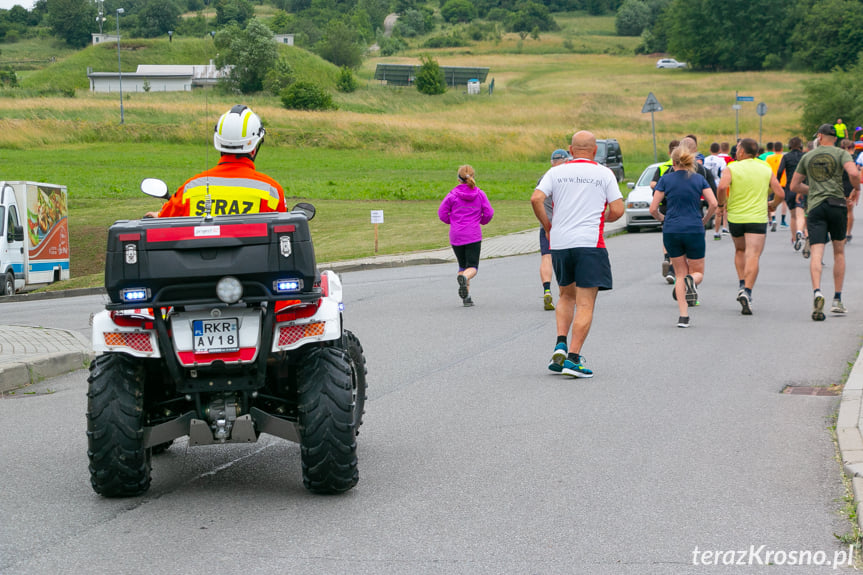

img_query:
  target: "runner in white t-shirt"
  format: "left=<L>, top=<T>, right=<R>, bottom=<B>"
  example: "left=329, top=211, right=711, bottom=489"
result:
left=531, top=130, right=623, bottom=379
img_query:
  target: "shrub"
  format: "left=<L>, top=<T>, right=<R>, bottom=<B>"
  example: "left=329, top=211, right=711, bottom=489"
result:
left=263, top=58, right=295, bottom=96
left=280, top=81, right=337, bottom=110
left=336, top=66, right=358, bottom=93
left=415, top=55, right=446, bottom=95
left=440, top=0, right=476, bottom=23
left=423, top=32, right=468, bottom=48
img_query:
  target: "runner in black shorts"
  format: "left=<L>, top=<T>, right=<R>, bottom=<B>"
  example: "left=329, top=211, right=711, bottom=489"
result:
left=717, top=138, right=785, bottom=315
left=790, top=124, right=860, bottom=320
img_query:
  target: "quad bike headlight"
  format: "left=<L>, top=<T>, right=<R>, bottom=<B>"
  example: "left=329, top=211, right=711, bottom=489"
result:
left=216, top=276, right=243, bottom=303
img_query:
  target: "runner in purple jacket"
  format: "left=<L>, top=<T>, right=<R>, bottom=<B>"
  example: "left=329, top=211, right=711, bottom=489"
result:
left=438, top=165, right=494, bottom=306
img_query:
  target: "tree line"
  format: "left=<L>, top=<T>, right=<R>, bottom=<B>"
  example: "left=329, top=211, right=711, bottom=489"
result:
left=616, top=0, right=863, bottom=73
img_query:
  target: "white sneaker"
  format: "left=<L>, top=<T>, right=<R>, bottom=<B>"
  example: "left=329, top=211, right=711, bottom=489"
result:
left=831, top=298, right=847, bottom=313
left=812, top=291, right=825, bottom=321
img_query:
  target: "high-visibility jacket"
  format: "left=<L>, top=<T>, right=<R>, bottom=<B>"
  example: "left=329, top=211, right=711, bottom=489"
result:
left=159, top=155, right=286, bottom=218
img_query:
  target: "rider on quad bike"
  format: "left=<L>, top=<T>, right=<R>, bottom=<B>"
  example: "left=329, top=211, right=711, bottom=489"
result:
left=88, top=105, right=367, bottom=497
left=146, top=104, right=286, bottom=219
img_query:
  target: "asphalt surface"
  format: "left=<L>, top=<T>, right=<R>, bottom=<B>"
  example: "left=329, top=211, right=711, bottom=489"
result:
left=5, top=219, right=863, bottom=573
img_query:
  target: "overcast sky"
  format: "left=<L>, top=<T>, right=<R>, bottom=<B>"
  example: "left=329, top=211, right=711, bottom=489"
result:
left=0, top=0, right=34, bottom=9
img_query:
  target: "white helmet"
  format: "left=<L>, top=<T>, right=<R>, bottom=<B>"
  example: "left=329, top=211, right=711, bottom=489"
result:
left=213, top=104, right=266, bottom=155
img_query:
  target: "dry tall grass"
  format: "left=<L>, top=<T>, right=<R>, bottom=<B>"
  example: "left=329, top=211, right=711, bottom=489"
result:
left=0, top=51, right=816, bottom=165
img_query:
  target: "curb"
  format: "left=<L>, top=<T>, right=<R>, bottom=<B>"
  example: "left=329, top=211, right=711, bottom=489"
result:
left=838, top=355, right=863, bottom=532
left=0, top=350, right=93, bottom=395
left=0, top=287, right=106, bottom=304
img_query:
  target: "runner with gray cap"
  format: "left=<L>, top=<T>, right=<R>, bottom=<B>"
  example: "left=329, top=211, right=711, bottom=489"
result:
left=537, top=148, right=572, bottom=310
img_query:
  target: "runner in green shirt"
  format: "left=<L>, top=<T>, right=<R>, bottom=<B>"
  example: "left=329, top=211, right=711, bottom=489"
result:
left=790, top=124, right=861, bottom=320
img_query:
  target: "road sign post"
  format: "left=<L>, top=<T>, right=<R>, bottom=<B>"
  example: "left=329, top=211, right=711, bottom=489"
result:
left=733, top=91, right=754, bottom=143
left=756, top=102, right=768, bottom=146
left=642, top=92, right=663, bottom=163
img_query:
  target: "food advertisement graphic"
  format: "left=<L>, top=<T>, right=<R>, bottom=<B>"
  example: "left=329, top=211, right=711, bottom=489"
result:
left=26, top=184, right=68, bottom=261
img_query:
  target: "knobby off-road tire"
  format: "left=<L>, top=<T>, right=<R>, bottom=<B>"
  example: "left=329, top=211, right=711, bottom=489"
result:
left=343, top=329, right=368, bottom=433
left=297, top=346, right=358, bottom=494
left=86, top=353, right=151, bottom=497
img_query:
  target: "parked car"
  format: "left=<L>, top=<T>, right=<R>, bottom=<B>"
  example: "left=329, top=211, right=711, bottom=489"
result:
left=625, top=163, right=662, bottom=232
left=595, top=138, right=624, bottom=182
left=656, top=58, right=687, bottom=69
left=625, top=163, right=715, bottom=232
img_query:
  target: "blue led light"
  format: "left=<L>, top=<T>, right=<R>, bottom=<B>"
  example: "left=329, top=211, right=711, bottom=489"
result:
left=274, top=279, right=302, bottom=293
left=338, top=302, right=344, bottom=312
left=121, top=288, right=149, bottom=302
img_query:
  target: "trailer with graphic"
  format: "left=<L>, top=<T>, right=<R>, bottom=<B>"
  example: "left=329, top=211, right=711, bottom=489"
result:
left=0, top=181, right=70, bottom=295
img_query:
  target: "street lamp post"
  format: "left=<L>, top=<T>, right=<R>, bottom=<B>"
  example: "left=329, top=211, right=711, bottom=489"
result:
left=116, top=7, right=125, bottom=124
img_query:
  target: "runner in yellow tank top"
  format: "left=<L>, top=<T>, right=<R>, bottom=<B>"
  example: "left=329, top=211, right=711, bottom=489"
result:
left=717, top=138, right=784, bottom=315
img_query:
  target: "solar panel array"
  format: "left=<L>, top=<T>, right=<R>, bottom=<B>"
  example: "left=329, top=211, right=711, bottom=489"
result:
left=374, top=64, right=490, bottom=87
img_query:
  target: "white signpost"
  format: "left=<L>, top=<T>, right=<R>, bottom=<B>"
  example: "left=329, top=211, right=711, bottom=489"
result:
left=370, top=210, right=384, bottom=253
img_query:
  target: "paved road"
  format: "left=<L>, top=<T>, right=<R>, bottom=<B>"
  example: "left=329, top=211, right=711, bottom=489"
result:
left=0, top=228, right=860, bottom=573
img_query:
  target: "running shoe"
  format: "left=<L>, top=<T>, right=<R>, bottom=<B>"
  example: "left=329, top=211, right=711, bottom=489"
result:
left=543, top=290, right=555, bottom=311
left=802, top=237, right=811, bottom=259
left=771, top=221, right=778, bottom=232
left=661, top=259, right=671, bottom=281
left=737, top=290, right=752, bottom=315
left=665, top=268, right=676, bottom=284
left=561, top=358, right=593, bottom=378
left=721, top=227, right=730, bottom=235
left=781, top=221, right=789, bottom=228
left=847, top=234, right=853, bottom=244
left=677, top=316, right=690, bottom=328
left=812, top=291, right=825, bottom=321
left=794, top=231, right=804, bottom=252
left=463, top=295, right=474, bottom=307
left=684, top=274, right=698, bottom=307
left=457, top=275, right=468, bottom=300
left=831, top=298, right=847, bottom=314
left=714, top=232, right=721, bottom=241
left=548, top=343, right=567, bottom=372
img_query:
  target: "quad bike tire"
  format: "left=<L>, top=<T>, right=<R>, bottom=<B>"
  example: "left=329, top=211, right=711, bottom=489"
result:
left=343, top=329, right=368, bottom=433
left=86, top=353, right=151, bottom=497
left=297, top=346, right=358, bottom=494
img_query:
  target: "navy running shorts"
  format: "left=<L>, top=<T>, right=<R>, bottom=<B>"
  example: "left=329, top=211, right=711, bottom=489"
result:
left=663, top=232, right=706, bottom=260
left=551, top=247, right=612, bottom=290
left=452, top=241, right=481, bottom=270
left=728, top=221, right=767, bottom=237
left=539, top=228, right=551, bottom=256
left=807, top=200, right=847, bottom=245
left=785, top=189, right=806, bottom=211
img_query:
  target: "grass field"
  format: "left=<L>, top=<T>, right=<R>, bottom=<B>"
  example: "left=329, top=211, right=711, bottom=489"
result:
left=0, top=13, right=823, bottom=290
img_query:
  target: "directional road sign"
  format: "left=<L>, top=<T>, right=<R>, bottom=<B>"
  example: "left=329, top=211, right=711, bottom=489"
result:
left=736, top=96, right=754, bottom=102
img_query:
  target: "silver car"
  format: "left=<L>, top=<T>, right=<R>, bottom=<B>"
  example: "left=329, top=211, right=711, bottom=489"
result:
left=625, top=163, right=662, bottom=232
left=656, top=58, right=687, bottom=69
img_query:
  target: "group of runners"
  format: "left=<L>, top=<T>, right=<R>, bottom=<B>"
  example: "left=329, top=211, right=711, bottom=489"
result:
left=524, top=123, right=861, bottom=379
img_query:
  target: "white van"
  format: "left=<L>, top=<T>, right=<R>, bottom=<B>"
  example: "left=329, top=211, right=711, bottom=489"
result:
left=0, top=181, right=70, bottom=295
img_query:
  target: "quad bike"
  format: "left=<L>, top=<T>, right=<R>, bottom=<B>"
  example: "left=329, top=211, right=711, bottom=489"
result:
left=87, top=179, right=367, bottom=497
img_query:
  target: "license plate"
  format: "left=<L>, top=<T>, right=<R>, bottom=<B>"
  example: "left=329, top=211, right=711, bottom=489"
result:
left=193, top=318, right=239, bottom=353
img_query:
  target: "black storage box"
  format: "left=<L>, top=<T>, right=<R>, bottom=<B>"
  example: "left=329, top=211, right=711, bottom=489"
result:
left=104, top=212, right=319, bottom=307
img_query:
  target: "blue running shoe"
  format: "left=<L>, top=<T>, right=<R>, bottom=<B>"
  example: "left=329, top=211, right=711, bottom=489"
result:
left=561, top=358, right=593, bottom=378
left=548, top=343, right=567, bottom=372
